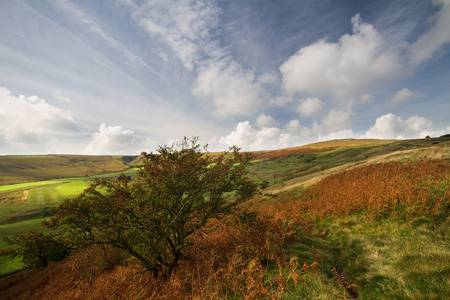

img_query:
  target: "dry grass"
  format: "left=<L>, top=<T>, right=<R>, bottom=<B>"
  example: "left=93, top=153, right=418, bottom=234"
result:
left=289, top=160, right=450, bottom=218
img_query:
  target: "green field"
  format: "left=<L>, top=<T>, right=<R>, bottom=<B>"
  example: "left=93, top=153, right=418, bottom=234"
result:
left=0, top=168, right=139, bottom=274
left=0, top=154, right=140, bottom=186
left=0, top=218, right=52, bottom=275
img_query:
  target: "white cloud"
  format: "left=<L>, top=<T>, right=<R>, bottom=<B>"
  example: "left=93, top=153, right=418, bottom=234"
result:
left=409, top=0, right=450, bottom=64
left=219, top=121, right=284, bottom=151
left=256, top=114, right=278, bottom=128
left=219, top=111, right=450, bottom=151
left=192, top=60, right=264, bottom=118
left=319, top=129, right=355, bottom=141
left=0, top=87, right=79, bottom=154
left=219, top=121, right=254, bottom=149
left=363, top=113, right=434, bottom=139
left=257, top=73, right=277, bottom=84
left=129, top=0, right=221, bottom=70
left=390, top=88, right=426, bottom=105
left=297, top=97, right=322, bottom=117
left=270, top=95, right=293, bottom=107
left=52, top=90, right=71, bottom=103
left=280, top=14, right=404, bottom=99
left=129, top=0, right=268, bottom=120
left=220, top=112, right=355, bottom=151
left=322, top=109, right=352, bottom=132
left=84, top=124, right=138, bottom=155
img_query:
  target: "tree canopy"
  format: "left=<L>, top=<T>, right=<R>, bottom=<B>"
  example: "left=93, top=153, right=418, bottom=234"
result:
left=43, top=137, right=254, bottom=276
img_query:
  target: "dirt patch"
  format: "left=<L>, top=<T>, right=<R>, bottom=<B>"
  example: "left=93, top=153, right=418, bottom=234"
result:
left=22, top=190, right=29, bottom=202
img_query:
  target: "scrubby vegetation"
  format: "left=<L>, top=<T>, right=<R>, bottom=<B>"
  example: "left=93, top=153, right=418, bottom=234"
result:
left=1, top=137, right=449, bottom=299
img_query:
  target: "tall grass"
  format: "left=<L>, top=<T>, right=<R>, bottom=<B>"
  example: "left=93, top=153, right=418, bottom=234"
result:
left=291, top=160, right=449, bottom=218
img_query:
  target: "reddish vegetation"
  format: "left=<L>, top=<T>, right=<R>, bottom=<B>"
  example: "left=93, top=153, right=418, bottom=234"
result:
left=1, top=160, right=448, bottom=299
left=252, top=147, right=335, bottom=160
left=295, top=160, right=450, bottom=218
left=0, top=212, right=303, bottom=299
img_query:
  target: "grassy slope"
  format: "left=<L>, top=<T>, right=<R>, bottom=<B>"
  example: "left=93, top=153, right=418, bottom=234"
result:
left=0, top=154, right=139, bottom=186
left=0, top=137, right=449, bottom=297
left=250, top=137, right=450, bottom=194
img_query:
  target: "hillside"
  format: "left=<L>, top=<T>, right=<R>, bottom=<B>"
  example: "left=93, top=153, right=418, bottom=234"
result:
left=0, top=155, right=139, bottom=186
left=251, top=137, right=450, bottom=194
left=0, top=137, right=449, bottom=299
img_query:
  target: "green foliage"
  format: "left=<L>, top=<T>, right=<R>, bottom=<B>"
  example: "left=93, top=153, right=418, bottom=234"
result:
left=0, top=230, right=70, bottom=269
left=236, top=180, right=259, bottom=201
left=44, top=137, right=253, bottom=276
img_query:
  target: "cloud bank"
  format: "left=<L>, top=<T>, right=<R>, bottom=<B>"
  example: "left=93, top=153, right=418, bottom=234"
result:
left=0, top=87, right=79, bottom=154
left=84, top=124, right=139, bottom=155
left=280, top=14, right=404, bottom=99
left=220, top=113, right=448, bottom=151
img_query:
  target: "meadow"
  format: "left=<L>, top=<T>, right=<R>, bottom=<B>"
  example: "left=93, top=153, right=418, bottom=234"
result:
left=0, top=167, right=138, bottom=275
left=0, top=137, right=449, bottom=299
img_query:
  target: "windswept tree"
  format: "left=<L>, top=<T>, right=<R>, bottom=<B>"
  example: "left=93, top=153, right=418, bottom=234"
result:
left=44, top=137, right=253, bottom=276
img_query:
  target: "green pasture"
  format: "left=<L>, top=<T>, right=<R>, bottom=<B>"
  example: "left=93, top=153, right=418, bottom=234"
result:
left=0, top=218, right=53, bottom=275
left=0, top=168, right=139, bottom=274
left=1, top=168, right=139, bottom=204
left=0, top=179, right=66, bottom=193
left=26, top=180, right=91, bottom=204
left=0, top=218, right=51, bottom=249
left=0, top=204, right=45, bottom=225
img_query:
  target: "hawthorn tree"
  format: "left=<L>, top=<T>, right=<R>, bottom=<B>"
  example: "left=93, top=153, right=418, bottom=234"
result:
left=44, top=137, right=253, bottom=276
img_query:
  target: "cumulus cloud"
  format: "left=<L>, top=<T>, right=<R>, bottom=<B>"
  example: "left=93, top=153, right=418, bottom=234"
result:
left=256, top=114, right=278, bottom=128
left=270, top=95, right=293, bottom=107
left=192, top=60, right=264, bottom=118
left=257, top=73, right=277, bottom=84
left=219, top=121, right=283, bottom=150
left=322, top=109, right=352, bottom=132
left=297, top=97, right=322, bottom=117
left=280, top=14, right=404, bottom=99
left=0, top=87, right=79, bottom=154
left=84, top=123, right=138, bottom=155
left=219, top=111, right=450, bottom=151
left=363, top=113, right=434, bottom=139
left=220, top=110, right=355, bottom=151
left=409, top=0, right=450, bottom=64
left=390, top=88, right=426, bottom=105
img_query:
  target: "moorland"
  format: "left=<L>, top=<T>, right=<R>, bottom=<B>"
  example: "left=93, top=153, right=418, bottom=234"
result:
left=0, top=137, right=449, bottom=299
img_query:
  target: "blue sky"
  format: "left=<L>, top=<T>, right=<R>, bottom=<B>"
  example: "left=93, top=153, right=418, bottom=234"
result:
left=1, top=0, right=449, bottom=155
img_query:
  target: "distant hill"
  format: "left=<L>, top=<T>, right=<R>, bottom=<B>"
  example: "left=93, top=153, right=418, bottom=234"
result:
left=0, top=155, right=139, bottom=186
left=2, top=137, right=449, bottom=186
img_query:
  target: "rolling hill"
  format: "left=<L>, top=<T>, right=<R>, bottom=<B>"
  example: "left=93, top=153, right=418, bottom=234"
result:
left=0, top=155, right=139, bottom=186
left=0, top=137, right=449, bottom=299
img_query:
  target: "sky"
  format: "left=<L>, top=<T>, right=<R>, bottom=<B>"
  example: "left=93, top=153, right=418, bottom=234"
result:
left=1, top=0, right=450, bottom=155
